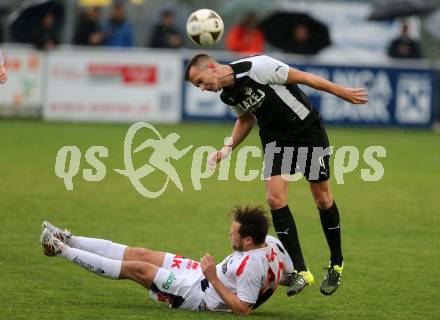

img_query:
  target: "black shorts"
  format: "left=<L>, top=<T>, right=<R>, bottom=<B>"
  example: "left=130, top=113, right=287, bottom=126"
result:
left=259, top=119, right=331, bottom=181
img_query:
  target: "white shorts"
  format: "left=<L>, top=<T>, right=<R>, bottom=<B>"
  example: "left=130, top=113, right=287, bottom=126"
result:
left=149, top=253, right=206, bottom=311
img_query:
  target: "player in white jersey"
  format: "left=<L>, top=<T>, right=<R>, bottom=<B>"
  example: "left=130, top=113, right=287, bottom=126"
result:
left=0, top=49, right=7, bottom=84
left=202, top=234, right=293, bottom=312
left=40, top=205, right=293, bottom=315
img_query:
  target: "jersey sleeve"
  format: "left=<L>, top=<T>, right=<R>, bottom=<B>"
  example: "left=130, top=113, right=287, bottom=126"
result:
left=236, top=258, right=264, bottom=304
left=0, top=49, right=3, bottom=64
left=251, top=55, right=289, bottom=85
left=265, top=235, right=294, bottom=274
left=227, top=104, right=247, bottom=118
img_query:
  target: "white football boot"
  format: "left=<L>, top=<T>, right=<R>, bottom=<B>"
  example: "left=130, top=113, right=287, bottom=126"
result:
left=42, top=221, right=71, bottom=242
left=40, top=228, right=65, bottom=256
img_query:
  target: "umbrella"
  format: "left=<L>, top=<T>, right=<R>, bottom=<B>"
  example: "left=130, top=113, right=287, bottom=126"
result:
left=8, top=0, right=64, bottom=43
left=368, top=0, right=436, bottom=21
left=260, top=11, right=331, bottom=55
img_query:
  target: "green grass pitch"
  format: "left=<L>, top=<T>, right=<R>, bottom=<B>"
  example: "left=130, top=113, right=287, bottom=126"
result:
left=0, top=119, right=439, bottom=319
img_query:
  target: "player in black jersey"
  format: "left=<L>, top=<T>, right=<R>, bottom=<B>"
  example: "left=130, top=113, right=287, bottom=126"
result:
left=184, top=54, right=368, bottom=296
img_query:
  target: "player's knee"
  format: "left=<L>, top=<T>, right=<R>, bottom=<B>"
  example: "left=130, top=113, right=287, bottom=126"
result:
left=135, top=247, right=153, bottom=261
left=266, top=193, right=287, bottom=209
left=125, top=261, right=149, bottom=279
left=121, top=261, right=155, bottom=288
left=124, top=247, right=151, bottom=262
left=314, top=192, right=333, bottom=210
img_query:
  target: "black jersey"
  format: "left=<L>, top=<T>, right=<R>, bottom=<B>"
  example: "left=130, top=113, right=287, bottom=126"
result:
left=220, top=55, right=319, bottom=141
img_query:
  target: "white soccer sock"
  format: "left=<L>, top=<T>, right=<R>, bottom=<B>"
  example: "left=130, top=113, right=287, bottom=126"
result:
left=67, top=236, right=127, bottom=260
left=61, top=245, right=121, bottom=279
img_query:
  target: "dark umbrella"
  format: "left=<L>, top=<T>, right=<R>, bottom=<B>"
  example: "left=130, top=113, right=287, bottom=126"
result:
left=260, top=11, right=331, bottom=55
left=7, top=0, right=64, bottom=43
left=368, top=0, right=436, bottom=21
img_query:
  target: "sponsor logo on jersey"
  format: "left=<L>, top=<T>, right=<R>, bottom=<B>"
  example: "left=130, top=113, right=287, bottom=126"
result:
left=222, top=256, right=233, bottom=274
left=237, top=88, right=266, bottom=112
left=162, top=272, right=177, bottom=290
left=222, top=260, right=228, bottom=274
left=185, top=259, right=199, bottom=270
left=171, top=255, right=183, bottom=269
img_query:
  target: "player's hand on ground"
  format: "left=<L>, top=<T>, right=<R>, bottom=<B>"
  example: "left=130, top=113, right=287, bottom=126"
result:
left=201, top=254, right=217, bottom=281
left=0, top=64, right=7, bottom=84
left=339, top=87, right=368, bottom=104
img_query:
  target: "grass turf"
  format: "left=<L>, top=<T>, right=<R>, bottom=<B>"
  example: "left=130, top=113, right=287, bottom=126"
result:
left=0, top=119, right=439, bottom=320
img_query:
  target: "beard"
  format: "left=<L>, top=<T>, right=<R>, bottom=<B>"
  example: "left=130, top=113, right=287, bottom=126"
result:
left=232, top=241, right=244, bottom=251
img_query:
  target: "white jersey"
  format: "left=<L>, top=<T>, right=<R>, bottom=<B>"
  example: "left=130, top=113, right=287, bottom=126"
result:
left=203, top=235, right=294, bottom=311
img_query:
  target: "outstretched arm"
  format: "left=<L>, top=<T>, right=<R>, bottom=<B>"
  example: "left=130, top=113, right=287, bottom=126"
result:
left=286, top=68, right=368, bottom=104
left=201, top=254, right=252, bottom=315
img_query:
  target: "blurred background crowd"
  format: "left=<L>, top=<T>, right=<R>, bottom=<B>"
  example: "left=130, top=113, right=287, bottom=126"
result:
left=1, top=0, right=440, bottom=126
left=0, top=0, right=439, bottom=61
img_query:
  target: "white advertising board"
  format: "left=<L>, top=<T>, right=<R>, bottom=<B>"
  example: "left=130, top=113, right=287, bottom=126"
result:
left=44, top=49, right=181, bottom=123
left=0, top=46, right=43, bottom=116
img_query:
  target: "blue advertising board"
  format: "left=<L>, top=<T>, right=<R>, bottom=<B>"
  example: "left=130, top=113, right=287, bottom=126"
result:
left=182, top=59, right=438, bottom=127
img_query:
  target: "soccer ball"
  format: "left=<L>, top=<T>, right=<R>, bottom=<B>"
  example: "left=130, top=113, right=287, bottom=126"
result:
left=186, top=9, right=224, bottom=47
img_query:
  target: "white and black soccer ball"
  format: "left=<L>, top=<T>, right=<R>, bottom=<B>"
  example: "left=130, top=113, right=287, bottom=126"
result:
left=186, top=9, right=224, bottom=47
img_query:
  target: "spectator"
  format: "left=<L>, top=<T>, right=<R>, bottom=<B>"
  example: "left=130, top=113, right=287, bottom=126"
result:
left=388, top=22, right=421, bottom=59
left=149, top=10, right=183, bottom=49
left=74, top=7, right=104, bottom=46
left=225, top=12, right=264, bottom=55
left=288, top=24, right=315, bottom=55
left=32, top=11, right=59, bottom=50
left=103, top=3, right=133, bottom=48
